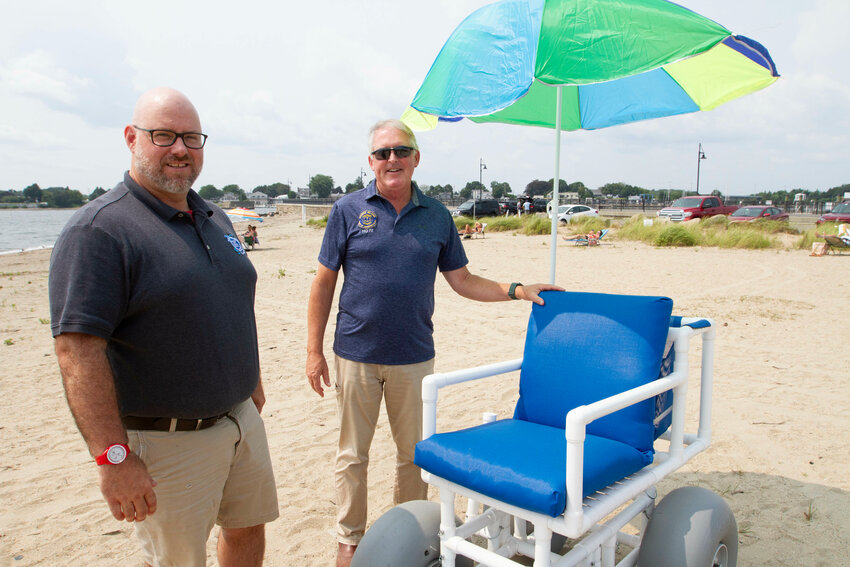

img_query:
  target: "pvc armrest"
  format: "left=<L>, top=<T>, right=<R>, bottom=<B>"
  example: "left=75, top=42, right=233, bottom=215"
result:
left=564, top=371, right=686, bottom=440
left=422, top=358, right=523, bottom=439
left=422, top=358, right=523, bottom=393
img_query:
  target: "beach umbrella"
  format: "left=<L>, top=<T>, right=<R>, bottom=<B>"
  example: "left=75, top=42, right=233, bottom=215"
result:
left=225, top=207, right=263, bottom=223
left=402, top=0, right=779, bottom=282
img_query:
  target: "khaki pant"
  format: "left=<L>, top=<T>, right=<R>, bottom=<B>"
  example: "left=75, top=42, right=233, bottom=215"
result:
left=334, top=356, right=434, bottom=545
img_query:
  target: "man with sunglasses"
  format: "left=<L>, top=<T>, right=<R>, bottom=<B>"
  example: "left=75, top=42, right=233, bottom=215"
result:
left=49, top=87, right=278, bottom=566
left=306, top=119, right=561, bottom=567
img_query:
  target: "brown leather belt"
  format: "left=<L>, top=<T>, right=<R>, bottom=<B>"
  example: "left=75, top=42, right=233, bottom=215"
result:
left=122, top=412, right=230, bottom=432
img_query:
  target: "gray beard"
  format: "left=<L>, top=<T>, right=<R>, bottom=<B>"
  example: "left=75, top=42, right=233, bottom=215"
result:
left=134, top=151, right=198, bottom=194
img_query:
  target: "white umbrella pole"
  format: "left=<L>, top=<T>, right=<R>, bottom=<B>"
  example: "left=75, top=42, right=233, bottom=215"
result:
left=549, top=86, right=562, bottom=285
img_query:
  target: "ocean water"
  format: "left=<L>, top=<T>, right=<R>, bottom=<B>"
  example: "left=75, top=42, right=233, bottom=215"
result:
left=0, top=209, right=77, bottom=254
left=0, top=206, right=278, bottom=254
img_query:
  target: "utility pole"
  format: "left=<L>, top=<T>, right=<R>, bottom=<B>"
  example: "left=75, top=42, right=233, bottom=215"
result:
left=476, top=158, right=487, bottom=218
left=695, top=143, right=707, bottom=195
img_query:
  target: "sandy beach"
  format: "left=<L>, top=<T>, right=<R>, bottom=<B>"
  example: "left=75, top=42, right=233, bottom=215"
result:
left=1, top=212, right=848, bottom=566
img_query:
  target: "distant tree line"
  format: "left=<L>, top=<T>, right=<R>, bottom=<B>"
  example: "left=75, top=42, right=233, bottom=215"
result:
left=3, top=180, right=848, bottom=209
left=752, top=184, right=850, bottom=207
left=0, top=183, right=89, bottom=208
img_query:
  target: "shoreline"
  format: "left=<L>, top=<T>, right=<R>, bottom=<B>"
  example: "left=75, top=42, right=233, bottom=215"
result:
left=1, top=215, right=848, bottom=565
left=0, top=244, right=55, bottom=256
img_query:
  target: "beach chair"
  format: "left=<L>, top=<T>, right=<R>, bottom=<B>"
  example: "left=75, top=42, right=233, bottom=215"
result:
left=823, top=235, right=850, bottom=255
left=352, top=291, right=734, bottom=567
left=563, top=227, right=609, bottom=246
left=459, top=223, right=487, bottom=240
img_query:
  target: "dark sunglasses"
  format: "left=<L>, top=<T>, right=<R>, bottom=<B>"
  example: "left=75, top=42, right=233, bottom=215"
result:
left=370, top=146, right=415, bottom=160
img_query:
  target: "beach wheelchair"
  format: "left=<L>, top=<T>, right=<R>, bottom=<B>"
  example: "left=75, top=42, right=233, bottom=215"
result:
left=352, top=291, right=736, bottom=567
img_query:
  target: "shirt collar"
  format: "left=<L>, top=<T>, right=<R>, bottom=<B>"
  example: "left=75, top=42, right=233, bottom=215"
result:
left=123, top=171, right=214, bottom=221
left=365, top=180, right=426, bottom=209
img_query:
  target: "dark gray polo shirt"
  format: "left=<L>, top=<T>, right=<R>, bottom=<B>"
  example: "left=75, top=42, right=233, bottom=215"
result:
left=49, top=172, right=259, bottom=418
left=318, top=181, right=468, bottom=365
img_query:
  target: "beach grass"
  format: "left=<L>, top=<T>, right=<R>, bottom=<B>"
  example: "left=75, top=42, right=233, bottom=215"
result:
left=321, top=210, right=815, bottom=250
left=618, top=214, right=803, bottom=249
left=306, top=215, right=328, bottom=228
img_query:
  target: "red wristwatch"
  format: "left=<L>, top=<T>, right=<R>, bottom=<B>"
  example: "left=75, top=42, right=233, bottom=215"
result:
left=95, top=443, right=130, bottom=465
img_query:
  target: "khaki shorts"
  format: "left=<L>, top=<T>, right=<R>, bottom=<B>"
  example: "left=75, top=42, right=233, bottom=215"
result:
left=127, top=398, right=279, bottom=567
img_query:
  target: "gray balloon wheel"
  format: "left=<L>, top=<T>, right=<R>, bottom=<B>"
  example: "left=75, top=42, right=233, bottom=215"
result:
left=637, top=486, right=738, bottom=567
left=351, top=500, right=472, bottom=567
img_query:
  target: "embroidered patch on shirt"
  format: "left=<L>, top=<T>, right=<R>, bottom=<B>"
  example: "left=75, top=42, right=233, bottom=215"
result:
left=358, top=210, right=377, bottom=232
left=224, top=233, right=246, bottom=255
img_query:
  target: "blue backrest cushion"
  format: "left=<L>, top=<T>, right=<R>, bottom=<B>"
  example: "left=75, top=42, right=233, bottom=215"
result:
left=513, top=291, right=673, bottom=455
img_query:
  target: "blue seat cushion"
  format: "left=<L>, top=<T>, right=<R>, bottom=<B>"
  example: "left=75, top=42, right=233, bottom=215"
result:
left=415, top=419, right=652, bottom=518
left=515, top=292, right=672, bottom=455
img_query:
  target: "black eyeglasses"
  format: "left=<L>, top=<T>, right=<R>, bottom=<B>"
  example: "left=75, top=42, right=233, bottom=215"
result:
left=370, top=146, right=416, bottom=160
left=133, top=126, right=208, bottom=149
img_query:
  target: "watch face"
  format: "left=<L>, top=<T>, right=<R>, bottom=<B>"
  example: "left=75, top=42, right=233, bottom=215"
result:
left=106, top=444, right=127, bottom=464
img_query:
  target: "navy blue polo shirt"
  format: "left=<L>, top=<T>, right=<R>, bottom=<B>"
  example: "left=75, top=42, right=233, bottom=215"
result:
left=319, top=181, right=468, bottom=365
left=49, top=172, right=259, bottom=418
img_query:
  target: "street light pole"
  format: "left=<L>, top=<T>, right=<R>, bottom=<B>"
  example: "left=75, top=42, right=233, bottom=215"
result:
left=479, top=158, right=487, bottom=193
left=476, top=158, right=487, bottom=218
left=696, top=143, right=707, bottom=195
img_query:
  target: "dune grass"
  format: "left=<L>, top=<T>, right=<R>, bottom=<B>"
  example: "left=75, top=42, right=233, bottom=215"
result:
left=617, top=214, right=802, bottom=249
left=453, top=215, right=523, bottom=232
left=306, top=215, right=328, bottom=228
left=318, top=209, right=815, bottom=251
left=453, top=214, right=554, bottom=235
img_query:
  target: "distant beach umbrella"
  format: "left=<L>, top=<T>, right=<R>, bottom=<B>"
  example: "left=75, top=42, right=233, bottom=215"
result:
left=402, top=0, right=779, bottom=282
left=225, top=207, right=263, bottom=222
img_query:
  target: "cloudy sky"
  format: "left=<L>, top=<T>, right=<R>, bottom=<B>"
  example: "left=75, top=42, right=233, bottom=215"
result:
left=1, top=0, right=847, bottom=197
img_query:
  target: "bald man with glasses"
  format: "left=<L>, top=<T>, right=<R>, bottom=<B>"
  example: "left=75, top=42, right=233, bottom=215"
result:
left=49, top=87, right=278, bottom=566
left=306, top=118, right=561, bottom=567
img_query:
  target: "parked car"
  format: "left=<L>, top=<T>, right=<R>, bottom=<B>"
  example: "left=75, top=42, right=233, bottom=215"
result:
left=728, top=206, right=789, bottom=223
left=452, top=198, right=501, bottom=217
left=551, top=204, right=599, bottom=224
left=499, top=199, right=518, bottom=215
left=816, top=202, right=850, bottom=225
left=657, top=196, right=738, bottom=222
left=531, top=198, right=549, bottom=213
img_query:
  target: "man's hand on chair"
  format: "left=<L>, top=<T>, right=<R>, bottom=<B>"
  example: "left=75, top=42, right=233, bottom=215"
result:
left=517, top=283, right=565, bottom=305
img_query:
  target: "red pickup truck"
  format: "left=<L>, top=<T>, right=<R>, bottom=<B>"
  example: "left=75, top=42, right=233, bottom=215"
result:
left=657, top=196, right=738, bottom=222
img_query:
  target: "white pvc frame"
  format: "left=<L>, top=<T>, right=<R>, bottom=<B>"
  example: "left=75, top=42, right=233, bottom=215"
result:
left=421, top=318, right=715, bottom=567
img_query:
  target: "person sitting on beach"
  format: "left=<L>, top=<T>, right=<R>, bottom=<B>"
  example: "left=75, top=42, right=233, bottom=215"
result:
left=48, top=87, right=278, bottom=566
left=816, top=223, right=850, bottom=245
left=474, top=221, right=483, bottom=234
left=459, top=223, right=473, bottom=239
left=306, top=118, right=563, bottom=567
left=244, top=225, right=257, bottom=249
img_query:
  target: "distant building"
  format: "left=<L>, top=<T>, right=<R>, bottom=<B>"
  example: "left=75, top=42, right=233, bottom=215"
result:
left=246, top=191, right=269, bottom=207
left=545, top=191, right=579, bottom=203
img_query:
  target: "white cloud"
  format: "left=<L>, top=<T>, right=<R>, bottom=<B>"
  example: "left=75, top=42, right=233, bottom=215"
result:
left=0, top=124, right=68, bottom=148
left=1, top=50, right=88, bottom=106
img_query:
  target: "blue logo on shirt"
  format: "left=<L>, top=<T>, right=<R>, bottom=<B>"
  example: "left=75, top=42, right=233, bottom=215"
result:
left=225, top=233, right=246, bottom=255
left=358, top=210, right=377, bottom=232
